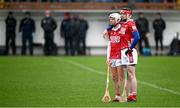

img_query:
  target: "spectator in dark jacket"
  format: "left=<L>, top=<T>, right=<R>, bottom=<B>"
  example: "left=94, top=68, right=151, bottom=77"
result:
left=41, top=10, right=57, bottom=55
left=153, top=13, right=166, bottom=55
left=78, top=15, right=89, bottom=55
left=19, top=12, right=35, bottom=55
left=61, top=13, right=74, bottom=56
left=136, top=12, right=150, bottom=55
left=168, top=32, right=180, bottom=56
left=5, top=12, right=17, bottom=55
left=71, top=15, right=81, bottom=55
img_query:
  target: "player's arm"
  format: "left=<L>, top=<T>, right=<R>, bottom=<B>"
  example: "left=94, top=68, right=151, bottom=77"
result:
left=125, top=23, right=140, bottom=55
left=130, top=30, right=140, bottom=49
left=103, top=25, right=113, bottom=38
left=106, top=41, right=111, bottom=65
left=107, top=25, right=114, bottom=31
left=125, top=30, right=140, bottom=55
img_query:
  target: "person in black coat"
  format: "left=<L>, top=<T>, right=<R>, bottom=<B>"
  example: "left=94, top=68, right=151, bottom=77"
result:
left=136, top=12, right=150, bottom=55
left=5, top=12, right=17, bottom=55
left=19, top=12, right=35, bottom=55
left=71, top=15, right=81, bottom=55
left=41, top=10, right=57, bottom=55
left=153, top=13, right=166, bottom=55
left=78, top=15, right=88, bottom=55
left=61, top=13, right=74, bottom=56
left=168, top=32, right=180, bottom=56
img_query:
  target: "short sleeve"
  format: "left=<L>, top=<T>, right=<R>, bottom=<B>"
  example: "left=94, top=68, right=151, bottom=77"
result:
left=128, top=21, right=138, bottom=33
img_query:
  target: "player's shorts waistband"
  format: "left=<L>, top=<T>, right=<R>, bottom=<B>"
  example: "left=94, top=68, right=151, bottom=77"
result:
left=121, top=47, right=137, bottom=50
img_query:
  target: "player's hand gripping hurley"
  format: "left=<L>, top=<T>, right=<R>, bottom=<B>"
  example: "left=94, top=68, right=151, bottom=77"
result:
left=101, top=63, right=111, bottom=102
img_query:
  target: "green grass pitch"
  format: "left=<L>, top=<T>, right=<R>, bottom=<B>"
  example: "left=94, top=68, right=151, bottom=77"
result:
left=0, top=56, right=180, bottom=107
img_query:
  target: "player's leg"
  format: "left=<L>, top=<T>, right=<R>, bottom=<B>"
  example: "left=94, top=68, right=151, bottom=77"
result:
left=123, top=48, right=138, bottom=102
left=127, top=65, right=137, bottom=102
left=111, top=67, right=121, bottom=101
left=117, top=66, right=124, bottom=90
left=118, top=65, right=128, bottom=102
left=121, top=49, right=130, bottom=96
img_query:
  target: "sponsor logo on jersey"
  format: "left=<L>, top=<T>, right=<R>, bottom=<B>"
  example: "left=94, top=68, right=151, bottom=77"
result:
left=110, top=36, right=120, bottom=43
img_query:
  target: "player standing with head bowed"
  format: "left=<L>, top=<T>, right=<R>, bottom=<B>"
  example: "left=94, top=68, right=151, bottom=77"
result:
left=119, top=8, right=140, bottom=102
left=104, top=8, right=140, bottom=102
left=105, top=13, right=125, bottom=102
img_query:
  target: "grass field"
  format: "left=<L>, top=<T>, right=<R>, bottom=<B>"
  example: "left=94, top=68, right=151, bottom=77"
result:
left=0, top=56, right=180, bottom=107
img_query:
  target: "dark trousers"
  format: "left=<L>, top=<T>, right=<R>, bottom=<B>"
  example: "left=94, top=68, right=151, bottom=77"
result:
left=64, top=37, right=74, bottom=56
left=44, top=33, right=55, bottom=55
left=21, top=35, right=33, bottom=55
left=78, top=37, right=86, bottom=55
left=5, top=32, right=16, bottom=55
left=139, top=32, right=150, bottom=54
left=155, top=36, right=163, bottom=52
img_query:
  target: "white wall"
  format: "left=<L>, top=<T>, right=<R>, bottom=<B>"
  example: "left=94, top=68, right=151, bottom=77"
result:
left=0, top=10, right=180, bottom=55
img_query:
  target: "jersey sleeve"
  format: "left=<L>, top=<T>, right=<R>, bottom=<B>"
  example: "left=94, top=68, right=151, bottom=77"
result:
left=128, top=21, right=138, bottom=33
left=128, top=21, right=140, bottom=49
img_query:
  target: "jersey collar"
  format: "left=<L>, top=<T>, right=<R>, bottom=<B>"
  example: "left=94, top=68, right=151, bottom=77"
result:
left=112, top=24, right=121, bottom=31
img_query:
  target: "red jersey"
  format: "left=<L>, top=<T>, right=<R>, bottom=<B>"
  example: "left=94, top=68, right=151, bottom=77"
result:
left=119, top=19, right=137, bottom=49
left=108, top=24, right=121, bottom=59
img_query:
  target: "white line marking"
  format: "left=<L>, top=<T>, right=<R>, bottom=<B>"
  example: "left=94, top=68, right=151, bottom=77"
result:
left=53, top=58, right=180, bottom=96
left=139, top=81, right=180, bottom=96
left=67, top=60, right=105, bottom=75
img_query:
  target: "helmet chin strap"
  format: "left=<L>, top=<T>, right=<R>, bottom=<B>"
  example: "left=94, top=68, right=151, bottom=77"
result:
left=110, top=21, right=119, bottom=27
left=113, top=22, right=119, bottom=27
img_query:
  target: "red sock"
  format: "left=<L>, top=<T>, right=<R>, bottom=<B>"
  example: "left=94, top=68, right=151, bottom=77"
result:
left=128, top=92, right=137, bottom=100
left=116, top=93, right=120, bottom=96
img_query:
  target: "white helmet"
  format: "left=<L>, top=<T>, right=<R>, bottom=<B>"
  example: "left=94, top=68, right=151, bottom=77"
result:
left=109, top=13, right=121, bottom=22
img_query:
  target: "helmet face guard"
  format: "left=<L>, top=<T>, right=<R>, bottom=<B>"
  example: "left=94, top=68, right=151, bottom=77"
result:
left=109, top=13, right=121, bottom=22
left=109, top=13, right=121, bottom=25
left=120, top=10, right=132, bottom=15
left=120, top=8, right=132, bottom=20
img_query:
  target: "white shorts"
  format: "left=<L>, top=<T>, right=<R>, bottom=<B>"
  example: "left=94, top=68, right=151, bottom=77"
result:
left=110, top=59, right=121, bottom=67
left=121, top=48, right=138, bottom=65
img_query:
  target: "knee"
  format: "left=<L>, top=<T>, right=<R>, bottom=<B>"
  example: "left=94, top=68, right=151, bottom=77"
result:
left=119, top=74, right=125, bottom=82
left=112, top=75, right=118, bottom=82
left=127, top=69, right=135, bottom=80
left=128, top=73, right=134, bottom=80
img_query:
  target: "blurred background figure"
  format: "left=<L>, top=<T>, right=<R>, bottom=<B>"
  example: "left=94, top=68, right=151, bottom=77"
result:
left=41, top=10, right=57, bottom=56
left=60, top=12, right=73, bottom=56
left=153, top=13, right=166, bottom=55
left=5, top=11, right=17, bottom=55
left=136, top=12, right=151, bottom=56
left=71, top=14, right=80, bottom=55
left=78, top=14, right=89, bottom=55
left=167, top=32, right=180, bottom=56
left=19, top=12, right=35, bottom=56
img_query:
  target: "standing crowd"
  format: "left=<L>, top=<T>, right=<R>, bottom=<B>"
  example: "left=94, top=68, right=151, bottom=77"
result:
left=4, top=11, right=89, bottom=56
left=4, top=10, right=180, bottom=56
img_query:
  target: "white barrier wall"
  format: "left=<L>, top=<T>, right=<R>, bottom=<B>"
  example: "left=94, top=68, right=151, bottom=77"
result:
left=0, top=10, right=180, bottom=55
